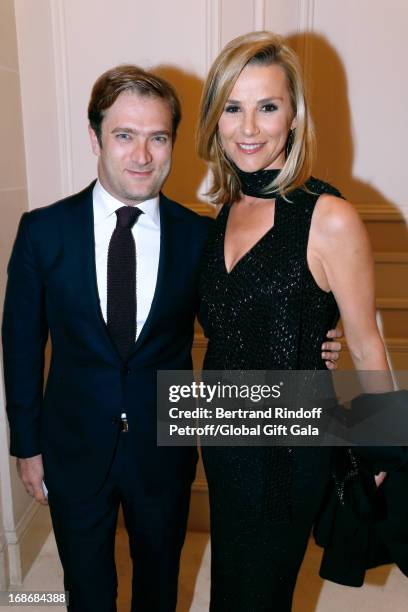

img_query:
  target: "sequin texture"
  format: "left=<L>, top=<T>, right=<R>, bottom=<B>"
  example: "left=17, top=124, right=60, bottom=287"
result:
left=200, top=177, right=341, bottom=371
left=199, top=177, right=342, bottom=610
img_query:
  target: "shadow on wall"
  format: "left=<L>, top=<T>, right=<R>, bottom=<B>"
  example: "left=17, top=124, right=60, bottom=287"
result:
left=152, top=66, right=207, bottom=206
left=286, top=32, right=406, bottom=218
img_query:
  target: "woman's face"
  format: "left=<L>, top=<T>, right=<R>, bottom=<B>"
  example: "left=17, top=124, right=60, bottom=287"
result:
left=217, top=63, right=296, bottom=172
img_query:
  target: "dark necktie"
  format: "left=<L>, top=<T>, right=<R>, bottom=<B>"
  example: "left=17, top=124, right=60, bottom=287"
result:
left=107, top=205, right=143, bottom=360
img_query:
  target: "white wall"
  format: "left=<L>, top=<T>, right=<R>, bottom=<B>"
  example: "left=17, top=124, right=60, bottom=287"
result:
left=13, top=0, right=408, bottom=214
left=309, top=0, right=408, bottom=211
left=14, top=0, right=62, bottom=209
left=14, top=0, right=323, bottom=209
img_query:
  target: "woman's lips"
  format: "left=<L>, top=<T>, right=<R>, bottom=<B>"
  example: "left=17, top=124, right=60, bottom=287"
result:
left=236, top=143, right=265, bottom=154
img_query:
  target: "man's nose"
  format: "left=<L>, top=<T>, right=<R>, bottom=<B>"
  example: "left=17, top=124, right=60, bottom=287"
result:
left=242, top=111, right=260, bottom=137
left=131, top=140, right=152, bottom=165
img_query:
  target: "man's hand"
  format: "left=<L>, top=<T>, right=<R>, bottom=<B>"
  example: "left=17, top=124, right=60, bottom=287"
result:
left=321, top=327, right=343, bottom=370
left=17, top=455, right=48, bottom=505
left=374, top=471, right=387, bottom=487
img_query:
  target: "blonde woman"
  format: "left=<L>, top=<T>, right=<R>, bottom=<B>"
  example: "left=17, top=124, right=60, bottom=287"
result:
left=197, top=32, right=389, bottom=610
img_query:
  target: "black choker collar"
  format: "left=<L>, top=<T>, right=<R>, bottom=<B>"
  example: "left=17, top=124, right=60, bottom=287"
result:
left=233, top=165, right=281, bottom=199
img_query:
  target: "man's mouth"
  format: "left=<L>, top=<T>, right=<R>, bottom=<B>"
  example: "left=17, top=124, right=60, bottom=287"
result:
left=125, top=169, right=153, bottom=177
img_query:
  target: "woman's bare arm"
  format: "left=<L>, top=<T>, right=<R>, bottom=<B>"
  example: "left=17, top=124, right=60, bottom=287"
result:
left=309, top=194, right=393, bottom=486
left=308, top=194, right=392, bottom=391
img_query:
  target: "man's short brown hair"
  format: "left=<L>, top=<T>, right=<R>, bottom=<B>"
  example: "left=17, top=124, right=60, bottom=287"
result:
left=88, top=64, right=181, bottom=144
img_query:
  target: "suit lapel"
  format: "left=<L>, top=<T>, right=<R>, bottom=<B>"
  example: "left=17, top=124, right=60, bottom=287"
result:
left=61, top=182, right=121, bottom=361
left=128, top=193, right=173, bottom=357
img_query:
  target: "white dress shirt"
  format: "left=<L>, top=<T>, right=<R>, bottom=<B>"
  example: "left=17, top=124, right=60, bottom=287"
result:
left=93, top=180, right=160, bottom=340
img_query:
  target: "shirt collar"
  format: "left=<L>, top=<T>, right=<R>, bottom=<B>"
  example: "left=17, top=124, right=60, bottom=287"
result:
left=93, top=180, right=160, bottom=227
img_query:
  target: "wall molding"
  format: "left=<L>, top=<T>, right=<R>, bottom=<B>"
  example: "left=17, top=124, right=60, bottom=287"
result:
left=0, top=532, right=6, bottom=555
left=354, top=202, right=408, bottom=222
left=341, top=337, right=408, bottom=353
left=298, top=0, right=315, bottom=32
left=297, top=0, right=315, bottom=86
left=191, top=478, right=209, bottom=490
left=376, top=298, right=408, bottom=310
left=188, top=477, right=210, bottom=531
left=0, top=548, right=7, bottom=590
left=375, top=252, right=408, bottom=263
left=6, top=501, right=51, bottom=585
left=0, top=358, right=15, bottom=537
left=0, top=528, right=7, bottom=588
left=205, top=0, right=221, bottom=72
left=0, top=186, right=27, bottom=193
left=386, top=338, right=408, bottom=351
left=253, top=0, right=266, bottom=30
left=50, top=0, right=74, bottom=197
left=193, top=332, right=408, bottom=350
left=182, top=200, right=408, bottom=223
left=201, top=0, right=222, bottom=199
left=192, top=476, right=209, bottom=493
left=6, top=500, right=37, bottom=548
left=183, top=201, right=216, bottom=216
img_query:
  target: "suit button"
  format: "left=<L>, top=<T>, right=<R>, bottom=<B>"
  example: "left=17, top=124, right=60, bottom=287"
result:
left=122, top=367, right=131, bottom=376
left=111, top=417, right=119, bottom=425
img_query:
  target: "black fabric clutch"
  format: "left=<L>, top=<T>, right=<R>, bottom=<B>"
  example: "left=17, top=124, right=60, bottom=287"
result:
left=314, top=390, right=408, bottom=586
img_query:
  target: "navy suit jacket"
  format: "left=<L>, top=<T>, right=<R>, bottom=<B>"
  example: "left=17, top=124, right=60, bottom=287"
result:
left=2, top=182, right=212, bottom=498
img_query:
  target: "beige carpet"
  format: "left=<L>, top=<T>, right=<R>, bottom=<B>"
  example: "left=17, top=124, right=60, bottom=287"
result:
left=5, top=528, right=408, bottom=611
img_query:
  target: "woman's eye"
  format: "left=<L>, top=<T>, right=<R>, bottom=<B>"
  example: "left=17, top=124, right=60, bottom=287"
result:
left=224, top=105, right=240, bottom=113
left=261, top=103, right=278, bottom=112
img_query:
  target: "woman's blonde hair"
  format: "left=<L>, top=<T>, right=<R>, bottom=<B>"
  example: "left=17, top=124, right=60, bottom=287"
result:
left=197, top=31, right=316, bottom=203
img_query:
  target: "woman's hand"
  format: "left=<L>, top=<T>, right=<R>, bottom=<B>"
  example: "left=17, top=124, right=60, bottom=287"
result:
left=321, top=327, right=343, bottom=369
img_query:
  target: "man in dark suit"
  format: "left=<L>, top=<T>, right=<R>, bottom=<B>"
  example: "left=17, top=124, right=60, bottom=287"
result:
left=2, top=65, right=211, bottom=612
left=2, top=64, right=341, bottom=611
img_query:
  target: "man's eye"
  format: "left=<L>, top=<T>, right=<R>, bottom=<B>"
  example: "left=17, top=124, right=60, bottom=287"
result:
left=261, top=103, right=278, bottom=112
left=224, top=105, right=240, bottom=113
left=153, top=135, right=168, bottom=143
left=116, top=133, right=131, bottom=140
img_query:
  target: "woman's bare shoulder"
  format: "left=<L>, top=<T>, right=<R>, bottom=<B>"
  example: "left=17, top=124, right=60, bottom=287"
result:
left=312, top=193, right=365, bottom=240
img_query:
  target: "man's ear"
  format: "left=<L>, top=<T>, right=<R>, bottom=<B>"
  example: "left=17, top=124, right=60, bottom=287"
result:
left=88, top=125, right=101, bottom=156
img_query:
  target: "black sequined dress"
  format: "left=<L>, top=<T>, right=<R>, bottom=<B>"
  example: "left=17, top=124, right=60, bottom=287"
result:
left=200, top=177, right=341, bottom=611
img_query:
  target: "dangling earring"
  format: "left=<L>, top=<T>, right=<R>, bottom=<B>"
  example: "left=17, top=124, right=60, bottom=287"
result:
left=285, top=128, right=295, bottom=159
